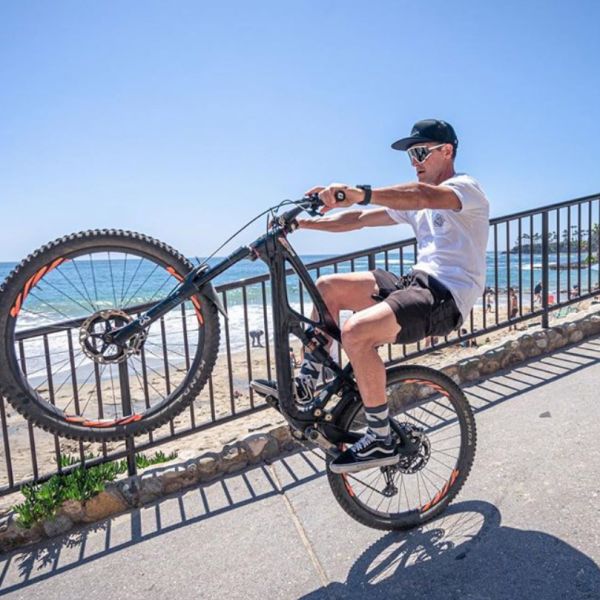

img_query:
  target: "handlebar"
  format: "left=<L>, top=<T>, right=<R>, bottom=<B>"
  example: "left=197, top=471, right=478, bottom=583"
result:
left=273, top=195, right=322, bottom=231
left=274, top=191, right=347, bottom=232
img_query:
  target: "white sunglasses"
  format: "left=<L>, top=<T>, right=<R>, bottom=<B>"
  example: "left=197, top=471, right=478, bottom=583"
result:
left=407, top=143, right=447, bottom=164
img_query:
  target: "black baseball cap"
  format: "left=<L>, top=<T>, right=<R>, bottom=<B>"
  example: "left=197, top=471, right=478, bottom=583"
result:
left=391, top=119, right=458, bottom=151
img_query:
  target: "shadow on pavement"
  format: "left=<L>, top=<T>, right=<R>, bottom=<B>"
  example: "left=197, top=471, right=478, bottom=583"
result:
left=463, top=336, right=600, bottom=415
left=0, top=458, right=324, bottom=595
left=300, top=500, right=600, bottom=600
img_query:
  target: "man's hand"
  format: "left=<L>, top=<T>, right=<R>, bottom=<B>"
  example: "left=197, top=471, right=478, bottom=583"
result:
left=305, top=183, right=363, bottom=212
left=295, top=217, right=310, bottom=229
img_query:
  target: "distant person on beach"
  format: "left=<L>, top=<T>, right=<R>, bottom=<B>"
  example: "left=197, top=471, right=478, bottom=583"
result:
left=570, top=284, right=580, bottom=298
left=508, top=287, right=519, bottom=331
left=484, top=286, right=495, bottom=313
left=534, top=281, right=542, bottom=305
left=253, top=118, right=490, bottom=474
left=249, top=329, right=264, bottom=347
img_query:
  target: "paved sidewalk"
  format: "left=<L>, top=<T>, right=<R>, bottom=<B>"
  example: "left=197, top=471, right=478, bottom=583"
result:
left=1, top=337, right=599, bottom=600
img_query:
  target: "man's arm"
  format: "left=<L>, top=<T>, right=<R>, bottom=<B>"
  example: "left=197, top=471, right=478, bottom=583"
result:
left=368, top=182, right=461, bottom=211
left=310, top=182, right=461, bottom=212
left=297, top=207, right=395, bottom=232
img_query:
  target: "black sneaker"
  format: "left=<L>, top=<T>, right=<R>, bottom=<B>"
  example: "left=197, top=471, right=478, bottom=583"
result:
left=329, top=432, right=399, bottom=474
left=250, top=378, right=314, bottom=405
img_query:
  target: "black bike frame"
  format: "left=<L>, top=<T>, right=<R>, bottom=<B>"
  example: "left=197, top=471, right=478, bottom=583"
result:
left=112, top=200, right=356, bottom=430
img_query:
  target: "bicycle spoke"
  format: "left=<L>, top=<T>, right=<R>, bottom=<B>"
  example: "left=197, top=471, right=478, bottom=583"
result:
left=55, top=264, right=97, bottom=313
left=121, top=257, right=145, bottom=307
left=119, top=253, right=129, bottom=306
left=90, top=255, right=99, bottom=305
left=35, top=277, right=94, bottom=315
left=130, top=359, right=166, bottom=403
left=107, top=252, right=118, bottom=307
left=141, top=346, right=187, bottom=379
left=144, top=274, right=178, bottom=305
left=145, top=340, right=189, bottom=360
left=72, top=354, right=99, bottom=400
left=53, top=352, right=89, bottom=408
left=27, top=291, right=80, bottom=322
left=428, top=454, right=455, bottom=471
left=122, top=263, right=160, bottom=307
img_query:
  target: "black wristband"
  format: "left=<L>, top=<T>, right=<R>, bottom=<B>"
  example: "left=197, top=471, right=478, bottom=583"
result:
left=357, top=185, right=372, bottom=206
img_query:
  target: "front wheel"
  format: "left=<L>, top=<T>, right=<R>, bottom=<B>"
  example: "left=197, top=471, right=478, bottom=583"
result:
left=327, top=365, right=476, bottom=530
left=0, top=230, right=221, bottom=442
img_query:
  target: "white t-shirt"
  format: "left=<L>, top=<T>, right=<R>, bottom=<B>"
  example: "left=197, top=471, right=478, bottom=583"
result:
left=386, top=173, right=490, bottom=322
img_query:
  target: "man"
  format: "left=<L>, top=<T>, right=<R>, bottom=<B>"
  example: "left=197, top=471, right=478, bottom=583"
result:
left=256, top=119, right=490, bottom=474
left=249, top=329, right=264, bottom=347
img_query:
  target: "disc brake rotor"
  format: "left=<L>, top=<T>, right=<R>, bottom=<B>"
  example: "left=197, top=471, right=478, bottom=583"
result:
left=396, top=422, right=432, bottom=474
left=79, top=309, right=146, bottom=364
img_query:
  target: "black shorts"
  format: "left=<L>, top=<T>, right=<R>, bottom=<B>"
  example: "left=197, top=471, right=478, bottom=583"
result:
left=371, top=269, right=463, bottom=344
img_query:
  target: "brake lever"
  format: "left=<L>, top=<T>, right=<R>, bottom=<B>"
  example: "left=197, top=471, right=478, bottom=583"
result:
left=304, top=206, right=322, bottom=217
left=304, top=191, right=346, bottom=216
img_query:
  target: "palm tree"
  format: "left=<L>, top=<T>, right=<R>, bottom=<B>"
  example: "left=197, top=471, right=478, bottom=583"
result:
left=592, top=223, right=600, bottom=252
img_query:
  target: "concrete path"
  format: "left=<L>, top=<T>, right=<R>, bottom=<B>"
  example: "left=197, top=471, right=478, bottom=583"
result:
left=1, top=337, right=599, bottom=600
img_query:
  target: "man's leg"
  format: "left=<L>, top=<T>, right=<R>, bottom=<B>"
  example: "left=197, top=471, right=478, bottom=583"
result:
left=297, top=272, right=381, bottom=389
left=251, top=272, right=383, bottom=400
left=313, top=272, right=381, bottom=327
left=341, top=302, right=400, bottom=408
left=328, top=302, right=402, bottom=474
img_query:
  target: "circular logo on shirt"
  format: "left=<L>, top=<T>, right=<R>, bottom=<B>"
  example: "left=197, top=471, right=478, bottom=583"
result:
left=433, top=212, right=445, bottom=228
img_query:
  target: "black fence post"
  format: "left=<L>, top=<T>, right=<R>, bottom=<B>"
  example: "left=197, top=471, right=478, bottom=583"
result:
left=542, top=211, right=550, bottom=329
left=118, top=360, right=137, bottom=478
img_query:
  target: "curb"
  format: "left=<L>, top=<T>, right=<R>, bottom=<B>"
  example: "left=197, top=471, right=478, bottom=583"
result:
left=2, top=308, right=599, bottom=553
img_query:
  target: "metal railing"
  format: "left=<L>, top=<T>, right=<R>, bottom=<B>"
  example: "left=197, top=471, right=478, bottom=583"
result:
left=1, top=193, right=599, bottom=496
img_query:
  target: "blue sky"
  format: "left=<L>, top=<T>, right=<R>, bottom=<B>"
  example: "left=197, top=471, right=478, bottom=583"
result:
left=1, top=0, right=599, bottom=260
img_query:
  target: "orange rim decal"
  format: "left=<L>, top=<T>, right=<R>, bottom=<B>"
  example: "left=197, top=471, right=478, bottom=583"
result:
left=402, top=378, right=450, bottom=398
left=167, top=266, right=184, bottom=282
left=10, top=293, right=23, bottom=318
left=342, top=474, right=355, bottom=497
left=65, top=414, right=142, bottom=427
left=167, top=266, right=204, bottom=325
left=421, top=468, right=460, bottom=512
left=117, top=414, right=142, bottom=425
left=190, top=297, right=204, bottom=325
left=32, top=266, right=49, bottom=285
left=10, top=258, right=66, bottom=318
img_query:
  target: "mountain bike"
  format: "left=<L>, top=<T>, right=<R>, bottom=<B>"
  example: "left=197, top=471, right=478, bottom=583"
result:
left=0, top=195, right=476, bottom=530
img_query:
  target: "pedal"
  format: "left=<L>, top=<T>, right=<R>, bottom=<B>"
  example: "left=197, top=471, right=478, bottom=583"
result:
left=305, top=427, right=341, bottom=457
left=250, top=379, right=279, bottom=400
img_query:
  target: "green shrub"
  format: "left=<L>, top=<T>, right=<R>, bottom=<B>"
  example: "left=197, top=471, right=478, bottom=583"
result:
left=13, top=450, right=178, bottom=529
left=135, top=450, right=178, bottom=469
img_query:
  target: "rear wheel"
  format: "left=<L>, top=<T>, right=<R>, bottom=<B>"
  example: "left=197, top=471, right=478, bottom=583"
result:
left=0, top=230, right=220, bottom=442
left=328, top=365, right=476, bottom=530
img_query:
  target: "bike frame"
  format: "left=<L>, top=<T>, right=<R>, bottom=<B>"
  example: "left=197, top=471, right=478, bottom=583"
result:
left=112, top=200, right=358, bottom=434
